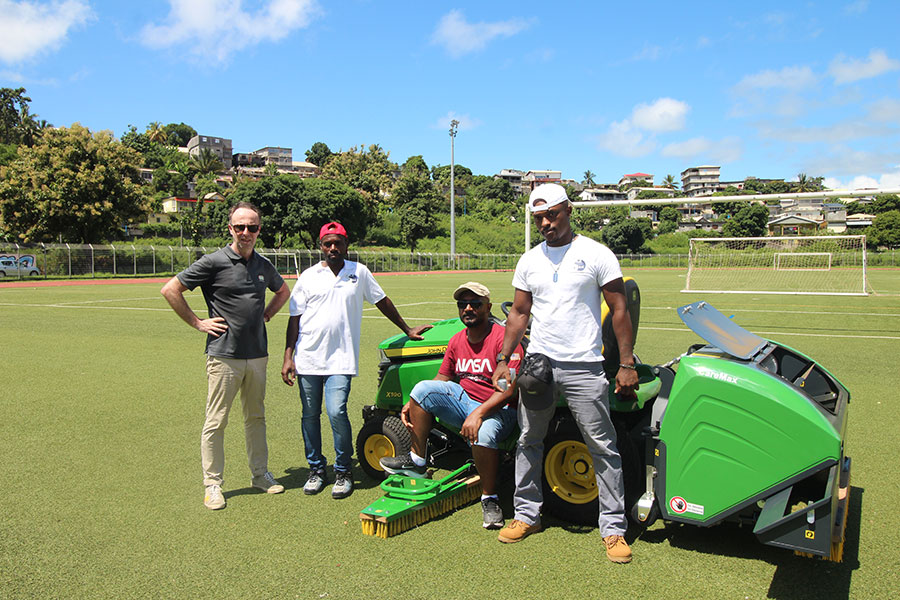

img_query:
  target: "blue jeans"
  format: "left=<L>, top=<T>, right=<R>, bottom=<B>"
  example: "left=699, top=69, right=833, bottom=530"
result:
left=410, top=380, right=517, bottom=449
left=298, top=374, right=353, bottom=473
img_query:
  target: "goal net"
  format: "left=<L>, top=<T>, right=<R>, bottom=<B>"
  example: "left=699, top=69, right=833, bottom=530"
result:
left=684, top=235, right=867, bottom=295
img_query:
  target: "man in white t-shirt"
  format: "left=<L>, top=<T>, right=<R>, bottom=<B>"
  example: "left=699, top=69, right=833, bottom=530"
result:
left=491, top=183, right=639, bottom=563
left=281, top=222, right=430, bottom=499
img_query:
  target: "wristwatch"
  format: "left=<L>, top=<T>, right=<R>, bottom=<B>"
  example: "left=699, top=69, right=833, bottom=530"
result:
left=496, top=352, right=509, bottom=363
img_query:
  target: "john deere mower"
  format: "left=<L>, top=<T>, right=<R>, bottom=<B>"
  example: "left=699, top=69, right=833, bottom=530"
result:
left=356, top=283, right=850, bottom=560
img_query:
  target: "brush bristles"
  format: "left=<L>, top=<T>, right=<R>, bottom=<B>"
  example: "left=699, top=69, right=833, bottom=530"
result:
left=359, top=483, right=482, bottom=538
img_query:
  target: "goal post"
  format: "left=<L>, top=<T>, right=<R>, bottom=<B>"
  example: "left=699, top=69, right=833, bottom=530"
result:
left=684, top=235, right=867, bottom=295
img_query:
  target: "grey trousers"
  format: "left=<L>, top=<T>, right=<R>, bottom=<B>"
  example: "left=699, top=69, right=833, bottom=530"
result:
left=513, top=359, right=627, bottom=536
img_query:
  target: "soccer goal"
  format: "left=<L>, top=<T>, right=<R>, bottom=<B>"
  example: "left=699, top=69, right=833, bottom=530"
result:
left=684, top=235, right=867, bottom=295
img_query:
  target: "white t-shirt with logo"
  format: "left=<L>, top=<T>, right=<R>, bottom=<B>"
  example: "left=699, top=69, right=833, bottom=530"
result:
left=512, top=235, right=622, bottom=362
left=289, top=260, right=386, bottom=376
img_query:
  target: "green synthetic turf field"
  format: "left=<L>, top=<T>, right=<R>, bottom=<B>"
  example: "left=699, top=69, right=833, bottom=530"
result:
left=2, top=268, right=899, bottom=599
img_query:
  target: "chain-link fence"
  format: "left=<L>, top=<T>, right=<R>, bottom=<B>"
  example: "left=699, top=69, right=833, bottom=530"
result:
left=1, top=242, right=896, bottom=280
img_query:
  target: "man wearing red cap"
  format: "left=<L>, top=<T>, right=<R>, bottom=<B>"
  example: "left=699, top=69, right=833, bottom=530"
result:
left=282, top=222, right=431, bottom=499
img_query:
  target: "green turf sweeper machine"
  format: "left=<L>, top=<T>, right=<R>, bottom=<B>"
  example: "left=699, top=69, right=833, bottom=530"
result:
left=356, top=282, right=851, bottom=561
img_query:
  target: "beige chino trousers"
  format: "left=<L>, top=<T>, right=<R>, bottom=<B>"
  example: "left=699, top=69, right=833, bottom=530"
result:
left=201, top=356, right=269, bottom=487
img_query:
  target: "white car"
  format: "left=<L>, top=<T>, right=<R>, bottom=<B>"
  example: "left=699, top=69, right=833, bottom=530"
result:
left=0, top=257, right=41, bottom=277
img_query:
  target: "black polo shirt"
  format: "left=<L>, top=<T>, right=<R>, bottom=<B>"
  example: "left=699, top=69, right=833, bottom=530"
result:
left=177, top=246, right=285, bottom=359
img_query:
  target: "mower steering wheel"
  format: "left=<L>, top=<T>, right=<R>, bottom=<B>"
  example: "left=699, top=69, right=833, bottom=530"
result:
left=500, top=301, right=512, bottom=317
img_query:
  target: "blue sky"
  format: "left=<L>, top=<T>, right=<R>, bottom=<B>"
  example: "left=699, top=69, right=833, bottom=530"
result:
left=1, top=1, right=899, bottom=191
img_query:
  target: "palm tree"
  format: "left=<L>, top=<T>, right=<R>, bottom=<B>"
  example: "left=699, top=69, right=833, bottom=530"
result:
left=663, top=174, right=680, bottom=190
left=146, top=121, right=168, bottom=144
left=191, top=148, right=224, bottom=175
left=583, top=170, right=596, bottom=186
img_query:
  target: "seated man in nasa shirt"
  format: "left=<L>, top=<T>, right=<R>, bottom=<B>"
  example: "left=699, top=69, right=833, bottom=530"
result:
left=380, top=281, right=523, bottom=530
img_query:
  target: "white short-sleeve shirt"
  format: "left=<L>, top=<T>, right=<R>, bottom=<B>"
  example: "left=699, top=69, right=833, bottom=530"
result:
left=289, top=260, right=386, bottom=376
left=512, top=235, right=622, bottom=362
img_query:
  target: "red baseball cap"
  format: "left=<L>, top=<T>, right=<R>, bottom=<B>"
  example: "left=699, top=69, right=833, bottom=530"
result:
left=319, top=222, right=348, bottom=239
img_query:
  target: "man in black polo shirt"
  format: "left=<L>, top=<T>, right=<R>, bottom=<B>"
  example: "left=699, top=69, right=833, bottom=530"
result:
left=161, top=202, right=291, bottom=510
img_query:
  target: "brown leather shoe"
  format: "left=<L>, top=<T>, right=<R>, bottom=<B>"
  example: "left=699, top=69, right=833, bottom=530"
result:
left=498, top=519, right=542, bottom=543
left=604, top=535, right=632, bottom=563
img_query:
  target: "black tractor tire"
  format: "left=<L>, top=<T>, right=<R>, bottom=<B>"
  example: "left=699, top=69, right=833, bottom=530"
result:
left=542, top=426, right=600, bottom=526
left=356, top=414, right=411, bottom=481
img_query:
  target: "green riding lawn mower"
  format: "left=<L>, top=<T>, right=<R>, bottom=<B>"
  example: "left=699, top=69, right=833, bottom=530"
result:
left=356, top=280, right=851, bottom=560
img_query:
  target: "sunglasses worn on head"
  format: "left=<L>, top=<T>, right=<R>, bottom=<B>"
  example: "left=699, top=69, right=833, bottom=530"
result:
left=457, top=300, right=484, bottom=309
left=231, top=224, right=260, bottom=233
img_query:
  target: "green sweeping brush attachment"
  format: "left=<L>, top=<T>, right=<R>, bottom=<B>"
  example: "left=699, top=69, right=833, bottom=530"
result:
left=360, top=463, right=482, bottom=538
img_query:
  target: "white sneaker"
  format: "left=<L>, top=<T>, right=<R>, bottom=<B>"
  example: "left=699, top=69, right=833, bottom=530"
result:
left=204, top=484, right=226, bottom=510
left=252, top=471, right=285, bottom=494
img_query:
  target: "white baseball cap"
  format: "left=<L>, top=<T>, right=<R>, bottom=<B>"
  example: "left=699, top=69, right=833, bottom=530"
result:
left=528, top=183, right=569, bottom=213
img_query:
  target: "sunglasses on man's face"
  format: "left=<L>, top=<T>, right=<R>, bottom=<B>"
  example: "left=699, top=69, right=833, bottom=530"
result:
left=457, top=300, right=484, bottom=310
left=231, top=223, right=260, bottom=233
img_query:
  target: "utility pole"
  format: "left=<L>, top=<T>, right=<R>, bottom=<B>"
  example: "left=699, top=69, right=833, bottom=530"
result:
left=449, top=119, right=459, bottom=258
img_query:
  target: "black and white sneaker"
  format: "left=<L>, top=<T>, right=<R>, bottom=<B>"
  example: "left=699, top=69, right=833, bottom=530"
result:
left=332, top=470, right=354, bottom=499
left=481, top=496, right=504, bottom=529
left=379, top=453, right=428, bottom=478
left=303, top=467, right=328, bottom=495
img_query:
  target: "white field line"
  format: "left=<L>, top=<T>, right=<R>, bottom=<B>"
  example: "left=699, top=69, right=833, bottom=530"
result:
left=641, top=306, right=900, bottom=318
left=640, top=325, right=900, bottom=341
left=2, top=301, right=898, bottom=340
left=53, top=296, right=163, bottom=305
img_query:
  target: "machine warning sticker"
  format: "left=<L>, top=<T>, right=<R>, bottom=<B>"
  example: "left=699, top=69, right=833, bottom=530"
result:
left=669, top=496, right=704, bottom=515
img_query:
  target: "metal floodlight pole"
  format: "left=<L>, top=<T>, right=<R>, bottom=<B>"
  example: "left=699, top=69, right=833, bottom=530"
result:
left=449, top=119, right=459, bottom=257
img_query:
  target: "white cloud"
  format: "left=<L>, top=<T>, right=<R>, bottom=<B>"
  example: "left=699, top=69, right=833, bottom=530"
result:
left=631, top=98, right=689, bottom=132
left=824, top=173, right=900, bottom=191
left=595, top=98, right=690, bottom=158
left=661, top=136, right=743, bottom=164
left=432, top=111, right=481, bottom=131
left=867, top=98, right=900, bottom=123
left=595, top=120, right=656, bottom=158
left=844, top=0, right=869, bottom=14
left=0, top=0, right=92, bottom=64
left=829, top=49, right=900, bottom=84
left=734, top=65, right=818, bottom=92
left=431, top=10, right=530, bottom=58
left=140, top=0, right=320, bottom=63
left=757, top=120, right=890, bottom=144
left=804, top=146, right=900, bottom=177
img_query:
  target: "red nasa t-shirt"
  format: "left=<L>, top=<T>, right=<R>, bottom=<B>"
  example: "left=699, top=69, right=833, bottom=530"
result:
left=439, top=322, right=523, bottom=407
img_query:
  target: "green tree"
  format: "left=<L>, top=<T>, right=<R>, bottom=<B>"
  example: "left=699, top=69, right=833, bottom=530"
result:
left=722, top=203, right=769, bottom=237
left=401, top=155, right=429, bottom=177
left=465, top=177, right=518, bottom=222
left=120, top=124, right=151, bottom=155
left=431, top=163, right=474, bottom=192
left=228, top=175, right=370, bottom=248
left=0, top=143, right=17, bottom=166
left=602, top=219, right=646, bottom=253
left=871, top=194, right=900, bottom=214
left=162, top=122, right=197, bottom=147
left=663, top=174, right=680, bottom=190
left=305, top=141, right=333, bottom=167
left=151, top=167, right=188, bottom=198
left=659, top=206, right=680, bottom=223
left=866, top=210, right=900, bottom=248
left=583, top=170, right=596, bottom=186
left=146, top=121, right=168, bottom=144
left=0, top=123, right=146, bottom=242
left=619, top=178, right=652, bottom=192
left=191, top=148, right=224, bottom=175
left=0, top=87, right=32, bottom=145
left=320, top=144, right=397, bottom=205
left=391, top=171, right=442, bottom=251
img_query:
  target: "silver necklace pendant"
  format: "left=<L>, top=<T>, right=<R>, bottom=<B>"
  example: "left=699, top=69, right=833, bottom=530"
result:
left=553, top=272, right=558, bottom=283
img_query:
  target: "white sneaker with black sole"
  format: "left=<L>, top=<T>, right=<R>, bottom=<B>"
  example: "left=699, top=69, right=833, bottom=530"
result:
left=481, top=496, right=504, bottom=529
left=379, top=453, right=428, bottom=478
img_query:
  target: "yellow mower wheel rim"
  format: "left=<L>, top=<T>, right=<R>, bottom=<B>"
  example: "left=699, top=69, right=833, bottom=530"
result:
left=544, top=440, right=597, bottom=505
left=363, top=434, right=395, bottom=472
